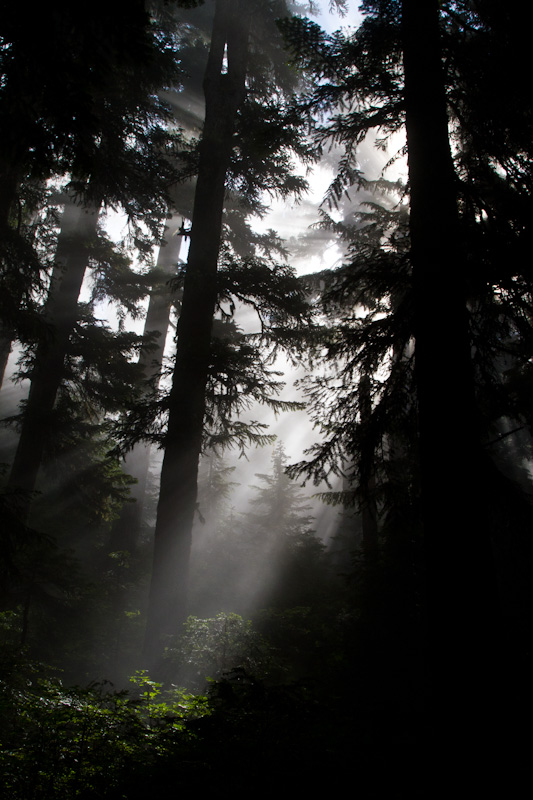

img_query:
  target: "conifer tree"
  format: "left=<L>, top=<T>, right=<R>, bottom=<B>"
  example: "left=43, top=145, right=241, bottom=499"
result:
left=5, top=194, right=154, bottom=525
left=143, top=0, right=316, bottom=666
left=245, top=440, right=324, bottom=609
left=282, top=0, right=533, bottom=782
left=0, top=2, right=181, bottom=401
left=7, top=198, right=101, bottom=510
left=109, top=214, right=185, bottom=555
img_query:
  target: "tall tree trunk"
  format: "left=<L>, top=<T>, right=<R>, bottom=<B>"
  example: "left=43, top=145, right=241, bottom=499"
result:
left=7, top=197, right=100, bottom=520
left=401, top=0, right=500, bottom=783
left=358, top=374, right=379, bottom=565
left=0, top=336, right=12, bottom=390
left=0, top=187, right=68, bottom=390
left=143, top=0, right=251, bottom=666
left=0, top=158, right=22, bottom=233
left=109, top=214, right=184, bottom=554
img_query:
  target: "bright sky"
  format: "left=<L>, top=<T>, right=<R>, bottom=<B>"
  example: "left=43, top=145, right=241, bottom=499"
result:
left=251, top=3, right=367, bottom=275
left=103, top=2, right=367, bottom=276
left=315, top=1, right=363, bottom=33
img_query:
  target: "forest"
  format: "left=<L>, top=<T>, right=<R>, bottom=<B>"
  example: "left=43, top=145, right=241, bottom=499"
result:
left=1, top=0, right=532, bottom=796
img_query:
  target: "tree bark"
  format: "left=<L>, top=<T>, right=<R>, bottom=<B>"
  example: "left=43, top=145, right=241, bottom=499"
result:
left=0, top=187, right=70, bottom=389
left=7, top=197, right=100, bottom=520
left=401, top=0, right=500, bottom=783
left=0, top=336, right=12, bottom=389
left=143, top=0, right=252, bottom=666
left=358, top=374, right=379, bottom=562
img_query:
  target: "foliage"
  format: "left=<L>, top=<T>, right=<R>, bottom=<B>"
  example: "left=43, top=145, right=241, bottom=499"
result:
left=289, top=190, right=414, bottom=513
left=165, top=612, right=274, bottom=689
left=0, top=2, right=181, bottom=210
left=283, top=1, right=533, bottom=518
left=113, top=311, right=310, bottom=458
left=0, top=185, right=61, bottom=351
left=0, top=659, right=211, bottom=799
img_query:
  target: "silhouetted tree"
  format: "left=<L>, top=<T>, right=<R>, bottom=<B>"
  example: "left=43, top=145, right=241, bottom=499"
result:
left=283, top=0, right=533, bottom=785
left=144, top=0, right=315, bottom=666
left=7, top=200, right=100, bottom=509
left=0, top=1, right=181, bottom=402
left=5, top=196, right=152, bottom=522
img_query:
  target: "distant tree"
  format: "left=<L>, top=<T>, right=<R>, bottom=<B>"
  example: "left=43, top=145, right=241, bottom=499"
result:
left=109, top=215, right=185, bottom=555
left=188, top=452, right=241, bottom=616
left=245, top=440, right=326, bottom=608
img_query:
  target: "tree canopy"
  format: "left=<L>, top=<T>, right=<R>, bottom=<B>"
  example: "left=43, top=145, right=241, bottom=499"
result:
left=1, top=1, right=532, bottom=795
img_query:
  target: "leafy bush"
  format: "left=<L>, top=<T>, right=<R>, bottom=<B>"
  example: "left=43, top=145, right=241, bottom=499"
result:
left=165, top=612, right=275, bottom=690
left=0, top=664, right=211, bottom=799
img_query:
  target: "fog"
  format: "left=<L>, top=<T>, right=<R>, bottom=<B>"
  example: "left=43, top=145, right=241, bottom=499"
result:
left=0, top=0, right=391, bottom=683
left=3, top=5, right=531, bottom=794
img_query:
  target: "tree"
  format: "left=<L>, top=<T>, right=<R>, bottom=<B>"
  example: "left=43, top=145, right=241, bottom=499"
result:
left=5, top=197, right=151, bottom=521
left=143, top=0, right=317, bottom=666
left=109, top=214, right=185, bottom=555
left=0, top=1, right=181, bottom=401
left=246, top=440, right=326, bottom=608
left=7, top=199, right=101, bottom=509
left=401, top=0, right=490, bottom=686
left=2, top=0, right=189, bottom=520
left=281, top=0, right=533, bottom=781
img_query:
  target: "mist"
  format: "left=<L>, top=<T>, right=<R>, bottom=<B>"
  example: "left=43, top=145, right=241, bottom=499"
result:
left=2, top=1, right=531, bottom=795
left=0, top=0, right=414, bottom=689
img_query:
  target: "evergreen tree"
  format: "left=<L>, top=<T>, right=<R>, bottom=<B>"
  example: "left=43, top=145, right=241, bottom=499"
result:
left=143, top=0, right=316, bottom=667
left=0, top=1, right=181, bottom=402
left=7, top=199, right=101, bottom=510
left=5, top=197, right=151, bottom=521
left=246, top=440, right=326, bottom=609
left=109, top=215, right=185, bottom=555
left=188, top=450, right=241, bottom=617
left=281, top=0, right=533, bottom=786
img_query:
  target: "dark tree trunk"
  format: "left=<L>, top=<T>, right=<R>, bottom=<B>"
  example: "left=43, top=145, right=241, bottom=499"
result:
left=0, top=158, right=21, bottom=233
left=401, top=0, right=500, bottom=783
left=358, top=374, right=379, bottom=563
left=109, top=214, right=184, bottom=554
left=143, top=0, right=252, bottom=666
left=0, top=188, right=69, bottom=390
left=0, top=163, right=28, bottom=389
left=7, top=198, right=100, bottom=520
left=0, top=336, right=12, bottom=389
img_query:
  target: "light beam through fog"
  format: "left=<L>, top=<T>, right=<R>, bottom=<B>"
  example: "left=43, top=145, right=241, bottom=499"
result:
left=0, top=0, right=394, bottom=677
left=3, top=4, right=529, bottom=788
left=118, top=2, right=403, bottom=626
